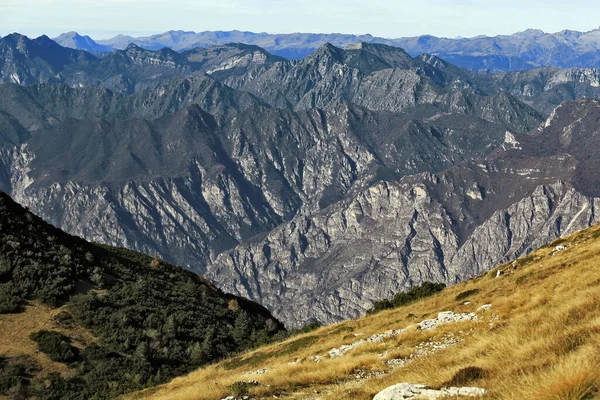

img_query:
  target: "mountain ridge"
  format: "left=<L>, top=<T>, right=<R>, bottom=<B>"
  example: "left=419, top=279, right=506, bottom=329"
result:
left=85, top=27, right=600, bottom=71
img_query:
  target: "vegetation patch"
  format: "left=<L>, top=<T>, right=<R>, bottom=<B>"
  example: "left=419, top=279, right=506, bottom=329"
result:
left=0, top=284, right=22, bottom=314
left=455, top=289, right=480, bottom=301
left=443, top=366, right=486, bottom=387
left=228, top=380, right=261, bottom=397
left=517, top=255, right=536, bottom=266
left=368, top=282, right=446, bottom=314
left=277, top=335, right=319, bottom=355
left=29, top=330, right=78, bottom=363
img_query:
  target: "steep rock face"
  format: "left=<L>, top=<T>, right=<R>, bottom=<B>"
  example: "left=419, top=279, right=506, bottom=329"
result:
left=206, top=100, right=600, bottom=327
left=0, top=101, right=511, bottom=270
left=490, top=67, right=600, bottom=114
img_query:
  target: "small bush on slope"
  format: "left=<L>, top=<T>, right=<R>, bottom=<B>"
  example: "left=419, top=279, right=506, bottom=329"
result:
left=368, top=282, right=446, bottom=314
left=30, top=330, right=78, bottom=363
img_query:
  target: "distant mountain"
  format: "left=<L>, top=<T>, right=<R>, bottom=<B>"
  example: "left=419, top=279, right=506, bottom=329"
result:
left=53, top=31, right=114, bottom=53
left=0, top=77, right=532, bottom=275
left=95, top=28, right=600, bottom=71
left=0, top=33, right=96, bottom=85
left=5, top=34, right=600, bottom=329
left=5, top=34, right=600, bottom=114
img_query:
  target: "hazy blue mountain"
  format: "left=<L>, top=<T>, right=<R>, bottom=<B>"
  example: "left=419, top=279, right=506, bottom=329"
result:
left=95, top=28, right=600, bottom=72
left=53, top=31, right=114, bottom=53
left=0, top=33, right=96, bottom=85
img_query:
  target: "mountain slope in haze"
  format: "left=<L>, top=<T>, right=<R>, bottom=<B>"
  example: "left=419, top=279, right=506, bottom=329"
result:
left=205, top=99, right=600, bottom=327
left=5, top=34, right=600, bottom=119
left=0, top=33, right=97, bottom=85
left=0, top=74, right=264, bottom=123
left=132, top=222, right=600, bottom=400
left=217, top=42, right=544, bottom=133
left=53, top=31, right=114, bottom=53
left=0, top=95, right=517, bottom=276
left=489, top=66, right=600, bottom=114
left=0, top=191, right=284, bottom=399
left=95, top=27, right=600, bottom=71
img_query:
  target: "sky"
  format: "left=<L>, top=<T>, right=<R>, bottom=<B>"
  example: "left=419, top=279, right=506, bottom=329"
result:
left=2, top=0, right=600, bottom=40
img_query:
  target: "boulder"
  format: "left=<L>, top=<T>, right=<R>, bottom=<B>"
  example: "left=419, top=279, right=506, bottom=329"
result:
left=373, top=382, right=485, bottom=399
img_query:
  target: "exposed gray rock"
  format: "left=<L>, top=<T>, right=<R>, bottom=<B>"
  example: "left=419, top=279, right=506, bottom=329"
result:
left=206, top=100, right=600, bottom=327
left=373, top=383, right=485, bottom=399
left=329, top=329, right=406, bottom=358
left=418, top=312, right=477, bottom=331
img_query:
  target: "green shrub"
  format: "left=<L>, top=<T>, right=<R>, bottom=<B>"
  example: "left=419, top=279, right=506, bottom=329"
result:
left=228, top=381, right=260, bottom=397
left=367, top=298, right=393, bottom=314
left=368, top=282, right=446, bottom=315
left=0, top=285, right=21, bottom=314
left=0, top=356, right=39, bottom=396
left=455, top=289, right=480, bottom=301
left=299, top=321, right=322, bottom=333
left=29, top=330, right=78, bottom=363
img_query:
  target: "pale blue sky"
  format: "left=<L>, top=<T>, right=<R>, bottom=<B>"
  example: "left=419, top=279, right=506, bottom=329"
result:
left=1, top=0, right=599, bottom=40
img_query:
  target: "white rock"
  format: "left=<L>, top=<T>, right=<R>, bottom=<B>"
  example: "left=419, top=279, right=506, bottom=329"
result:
left=477, top=304, right=492, bottom=312
left=496, top=270, right=504, bottom=278
left=457, top=387, right=486, bottom=396
left=373, top=383, right=427, bottom=400
left=437, top=311, right=455, bottom=322
left=418, top=312, right=477, bottom=331
left=373, top=383, right=485, bottom=399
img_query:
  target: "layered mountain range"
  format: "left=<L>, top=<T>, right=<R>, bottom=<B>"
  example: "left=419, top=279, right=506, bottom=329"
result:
left=53, top=28, right=600, bottom=72
left=2, top=33, right=600, bottom=326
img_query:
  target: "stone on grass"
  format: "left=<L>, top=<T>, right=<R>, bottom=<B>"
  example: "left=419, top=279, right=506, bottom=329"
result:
left=373, top=382, right=485, bottom=399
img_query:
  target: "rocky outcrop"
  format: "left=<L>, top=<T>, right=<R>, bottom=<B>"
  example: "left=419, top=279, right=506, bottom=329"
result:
left=373, top=383, right=485, bottom=400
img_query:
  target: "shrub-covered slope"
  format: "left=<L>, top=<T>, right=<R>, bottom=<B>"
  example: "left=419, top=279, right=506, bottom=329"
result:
left=0, top=191, right=284, bottom=399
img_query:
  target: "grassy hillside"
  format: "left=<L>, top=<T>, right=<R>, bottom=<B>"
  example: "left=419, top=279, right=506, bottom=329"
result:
left=131, top=224, right=600, bottom=399
left=0, top=191, right=284, bottom=399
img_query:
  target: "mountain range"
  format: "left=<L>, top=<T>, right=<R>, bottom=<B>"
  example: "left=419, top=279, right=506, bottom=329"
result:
left=51, top=27, right=600, bottom=72
left=3, top=33, right=600, bottom=328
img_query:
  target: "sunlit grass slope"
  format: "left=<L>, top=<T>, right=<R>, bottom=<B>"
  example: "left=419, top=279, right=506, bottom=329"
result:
left=131, top=224, right=600, bottom=400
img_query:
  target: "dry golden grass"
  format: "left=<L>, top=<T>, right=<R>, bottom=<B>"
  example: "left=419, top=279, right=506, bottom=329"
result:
left=0, top=302, right=97, bottom=378
left=130, top=225, right=600, bottom=400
